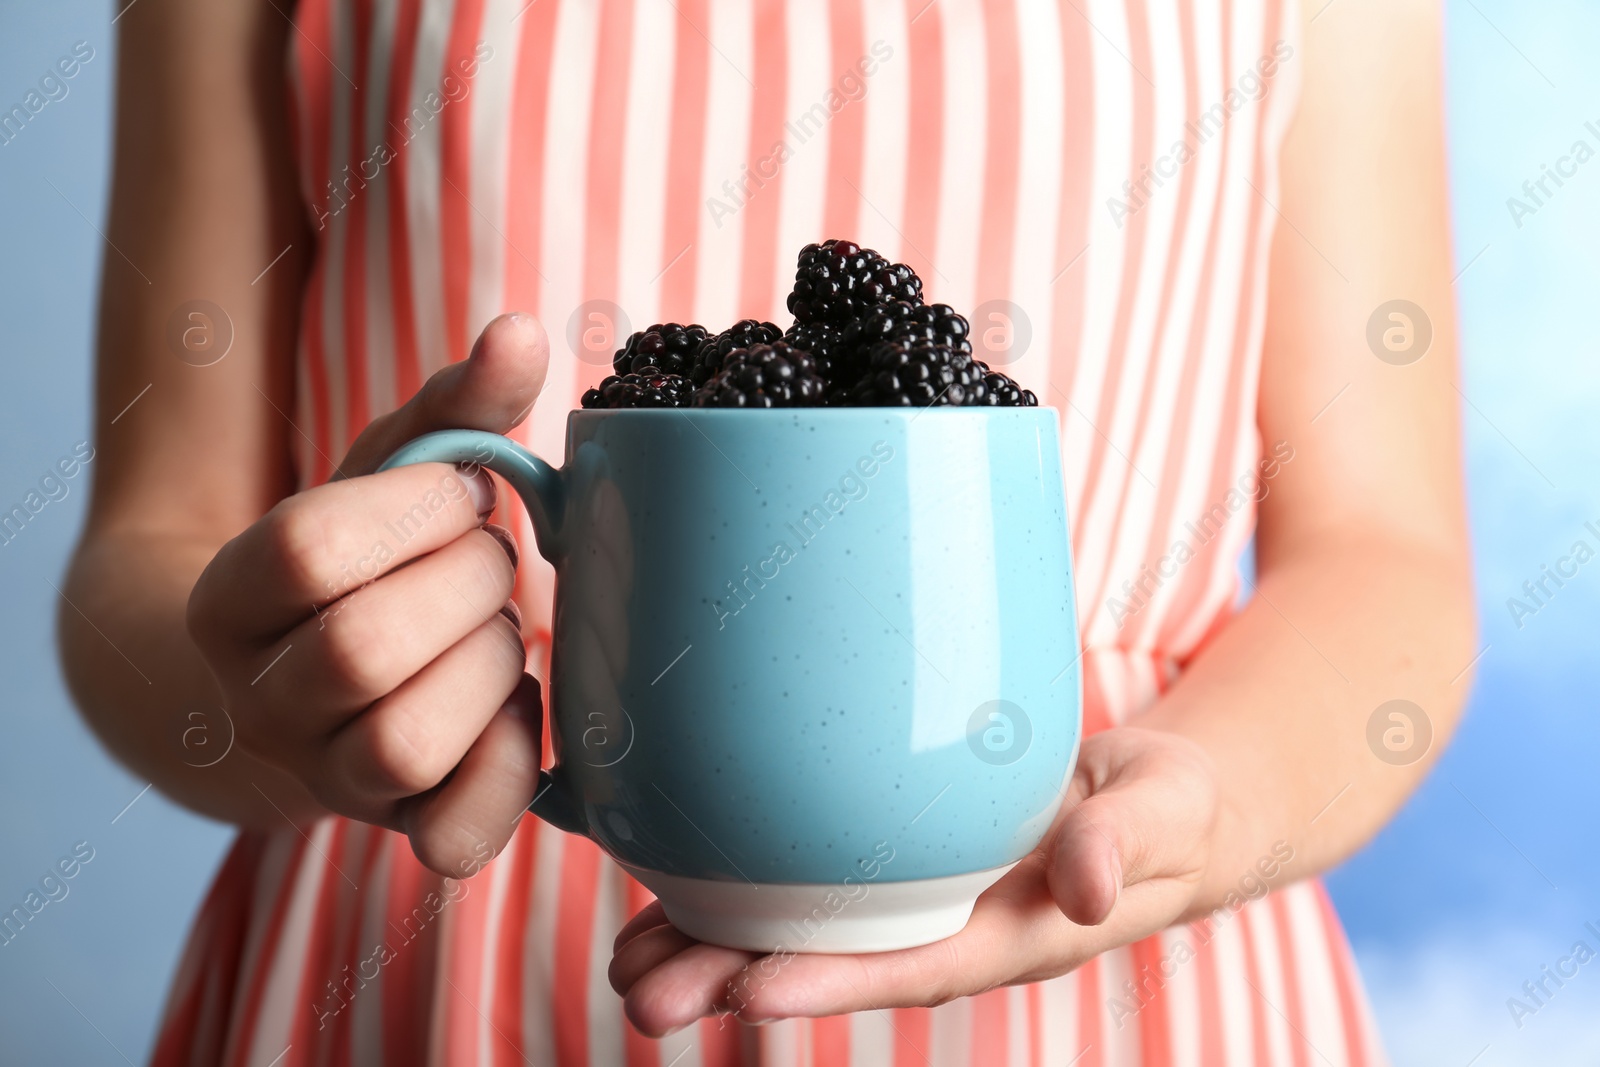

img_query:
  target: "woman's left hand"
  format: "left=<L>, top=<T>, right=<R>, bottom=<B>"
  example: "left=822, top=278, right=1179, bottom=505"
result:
left=609, top=726, right=1220, bottom=1036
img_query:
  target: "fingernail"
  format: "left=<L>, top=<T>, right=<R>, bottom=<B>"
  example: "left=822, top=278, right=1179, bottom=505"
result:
left=506, top=674, right=543, bottom=723
left=498, top=599, right=522, bottom=630
left=460, top=464, right=496, bottom=517
left=484, top=523, right=519, bottom=567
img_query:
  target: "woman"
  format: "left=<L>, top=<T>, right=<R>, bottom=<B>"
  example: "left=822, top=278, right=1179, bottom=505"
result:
left=62, top=0, right=1473, bottom=1063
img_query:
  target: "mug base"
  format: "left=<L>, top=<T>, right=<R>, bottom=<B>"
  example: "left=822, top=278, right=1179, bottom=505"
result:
left=618, top=862, right=1019, bottom=954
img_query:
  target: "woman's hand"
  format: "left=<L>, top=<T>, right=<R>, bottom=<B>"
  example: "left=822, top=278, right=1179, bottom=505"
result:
left=185, top=314, right=549, bottom=877
left=609, top=726, right=1219, bottom=1035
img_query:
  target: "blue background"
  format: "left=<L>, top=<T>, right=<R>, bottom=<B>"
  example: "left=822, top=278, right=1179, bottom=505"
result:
left=0, top=2, right=1595, bottom=1063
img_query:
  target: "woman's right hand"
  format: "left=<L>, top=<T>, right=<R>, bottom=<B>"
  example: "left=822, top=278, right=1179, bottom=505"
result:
left=186, top=314, right=551, bottom=878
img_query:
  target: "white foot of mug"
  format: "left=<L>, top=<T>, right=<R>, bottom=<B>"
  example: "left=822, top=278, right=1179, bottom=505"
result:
left=618, top=862, right=1019, bottom=954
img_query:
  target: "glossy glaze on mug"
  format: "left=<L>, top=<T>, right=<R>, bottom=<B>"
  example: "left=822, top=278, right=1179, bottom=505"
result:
left=380, top=409, right=1080, bottom=885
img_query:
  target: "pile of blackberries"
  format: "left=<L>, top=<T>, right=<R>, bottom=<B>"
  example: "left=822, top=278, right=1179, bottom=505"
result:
left=580, top=239, right=1038, bottom=410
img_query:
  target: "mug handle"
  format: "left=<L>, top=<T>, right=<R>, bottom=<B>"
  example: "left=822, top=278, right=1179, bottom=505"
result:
left=378, top=429, right=589, bottom=837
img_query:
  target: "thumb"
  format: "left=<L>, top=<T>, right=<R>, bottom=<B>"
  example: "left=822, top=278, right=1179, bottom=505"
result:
left=338, top=313, right=551, bottom=477
left=1045, top=788, right=1129, bottom=928
left=1043, top=729, right=1216, bottom=927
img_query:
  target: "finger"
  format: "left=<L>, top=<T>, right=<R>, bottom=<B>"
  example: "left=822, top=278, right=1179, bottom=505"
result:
left=402, top=673, right=543, bottom=877
left=192, top=462, right=497, bottom=641
left=655, top=850, right=1201, bottom=1025
left=315, top=610, right=528, bottom=816
left=1045, top=734, right=1216, bottom=926
left=688, top=868, right=1057, bottom=1023
left=1047, top=798, right=1125, bottom=926
left=608, top=922, right=700, bottom=997
left=622, top=942, right=759, bottom=1038
left=261, top=524, right=518, bottom=715
left=613, top=900, right=672, bottom=954
left=340, top=313, right=550, bottom=477
left=733, top=928, right=972, bottom=1022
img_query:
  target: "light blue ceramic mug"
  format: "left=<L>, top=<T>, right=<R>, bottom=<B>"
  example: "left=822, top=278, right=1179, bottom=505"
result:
left=381, top=408, right=1081, bottom=953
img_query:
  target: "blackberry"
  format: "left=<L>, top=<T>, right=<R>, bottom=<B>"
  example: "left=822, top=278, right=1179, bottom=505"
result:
left=691, top=319, right=783, bottom=385
left=782, top=321, right=849, bottom=383
left=692, top=342, right=827, bottom=408
left=612, top=323, right=709, bottom=377
left=974, top=367, right=1039, bottom=407
left=581, top=368, right=695, bottom=409
left=837, top=301, right=971, bottom=383
left=844, top=300, right=970, bottom=352
left=786, top=239, right=922, bottom=326
left=845, top=340, right=987, bottom=407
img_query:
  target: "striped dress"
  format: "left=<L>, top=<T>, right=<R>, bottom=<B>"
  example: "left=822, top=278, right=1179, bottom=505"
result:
left=151, top=1, right=1391, bottom=1064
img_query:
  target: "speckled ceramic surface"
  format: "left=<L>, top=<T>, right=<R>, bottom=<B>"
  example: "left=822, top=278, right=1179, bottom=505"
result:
left=381, top=409, right=1081, bottom=888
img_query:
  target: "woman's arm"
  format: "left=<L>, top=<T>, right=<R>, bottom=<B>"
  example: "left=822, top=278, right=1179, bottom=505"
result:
left=610, top=0, right=1475, bottom=1031
left=60, top=0, right=317, bottom=825
left=65, top=0, right=553, bottom=872
left=1140, top=0, right=1475, bottom=911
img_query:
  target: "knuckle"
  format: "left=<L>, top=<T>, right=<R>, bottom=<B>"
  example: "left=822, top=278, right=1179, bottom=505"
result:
left=186, top=532, right=259, bottom=649
left=347, top=409, right=410, bottom=469
left=320, top=613, right=404, bottom=700
left=303, top=769, right=384, bottom=826
left=926, top=939, right=968, bottom=1006
left=229, top=706, right=275, bottom=759
left=261, top=501, right=341, bottom=599
left=412, top=368, right=458, bottom=427
left=878, top=936, right=964, bottom=1008
left=367, top=712, right=453, bottom=796
left=303, top=773, right=352, bottom=818
left=233, top=718, right=275, bottom=764
left=184, top=561, right=224, bottom=649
